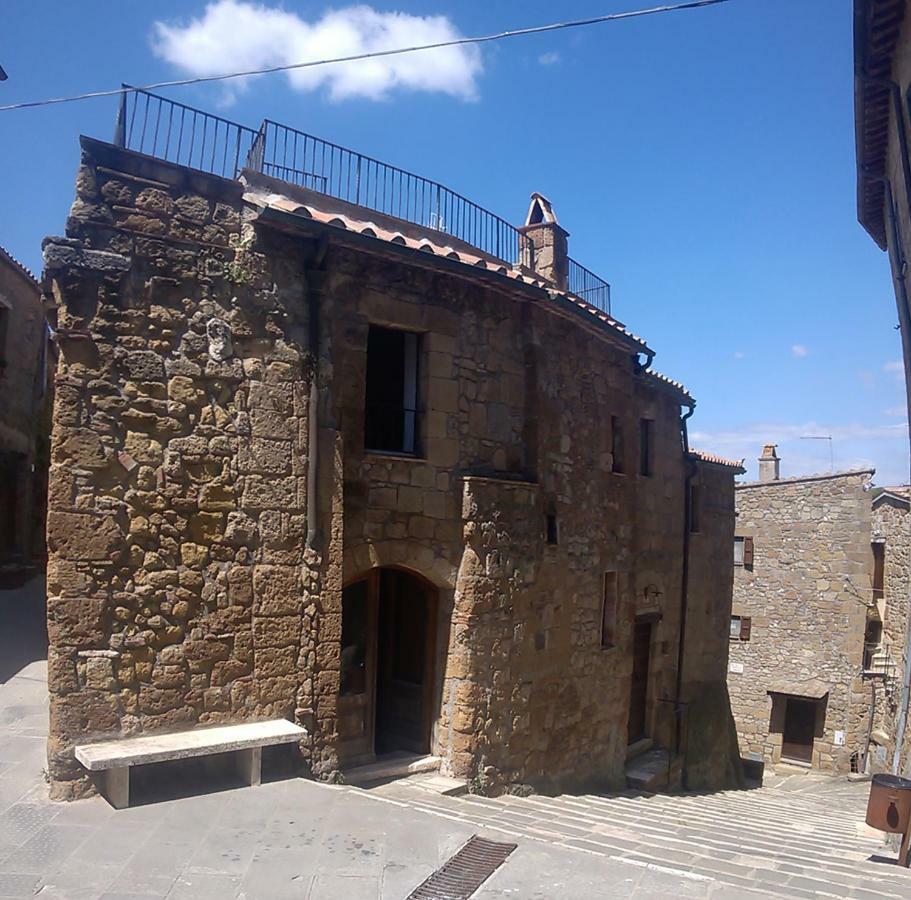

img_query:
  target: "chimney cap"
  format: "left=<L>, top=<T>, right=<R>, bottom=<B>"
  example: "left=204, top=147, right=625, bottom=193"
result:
left=760, top=444, right=779, bottom=459
left=525, top=193, right=559, bottom=227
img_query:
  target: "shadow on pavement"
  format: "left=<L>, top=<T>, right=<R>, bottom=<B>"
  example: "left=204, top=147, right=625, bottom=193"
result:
left=0, top=572, right=48, bottom=683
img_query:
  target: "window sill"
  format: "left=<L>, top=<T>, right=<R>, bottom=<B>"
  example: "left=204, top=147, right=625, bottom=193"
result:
left=599, top=643, right=617, bottom=653
left=364, top=450, right=424, bottom=462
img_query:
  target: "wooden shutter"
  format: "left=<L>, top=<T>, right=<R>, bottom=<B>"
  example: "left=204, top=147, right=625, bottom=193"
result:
left=740, top=616, right=752, bottom=641
left=743, top=536, right=754, bottom=568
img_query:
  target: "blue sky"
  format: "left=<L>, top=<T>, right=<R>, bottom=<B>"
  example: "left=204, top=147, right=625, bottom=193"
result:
left=2, top=0, right=908, bottom=483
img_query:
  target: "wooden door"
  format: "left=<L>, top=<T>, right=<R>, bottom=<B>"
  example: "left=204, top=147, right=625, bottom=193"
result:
left=337, top=573, right=379, bottom=766
left=782, top=697, right=816, bottom=763
left=376, top=569, right=436, bottom=755
left=627, top=621, right=652, bottom=744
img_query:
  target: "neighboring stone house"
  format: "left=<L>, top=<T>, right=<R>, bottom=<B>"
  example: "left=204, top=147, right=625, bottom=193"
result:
left=728, top=445, right=911, bottom=775
left=0, top=244, right=50, bottom=572
left=854, top=0, right=911, bottom=776
left=869, top=487, right=911, bottom=771
left=42, top=91, right=745, bottom=802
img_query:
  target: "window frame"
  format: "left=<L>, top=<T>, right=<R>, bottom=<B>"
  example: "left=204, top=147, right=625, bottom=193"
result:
left=364, top=324, right=423, bottom=457
left=730, top=614, right=752, bottom=641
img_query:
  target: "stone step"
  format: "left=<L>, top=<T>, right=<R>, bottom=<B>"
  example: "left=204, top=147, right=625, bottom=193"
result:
left=463, top=795, right=892, bottom=872
left=341, top=752, right=440, bottom=786
left=498, top=792, right=869, bottom=845
left=509, top=796, right=877, bottom=863
left=624, top=748, right=675, bottom=792
left=391, top=794, right=910, bottom=897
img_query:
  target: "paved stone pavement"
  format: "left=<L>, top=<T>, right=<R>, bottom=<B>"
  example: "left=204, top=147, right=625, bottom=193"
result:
left=2, top=576, right=910, bottom=899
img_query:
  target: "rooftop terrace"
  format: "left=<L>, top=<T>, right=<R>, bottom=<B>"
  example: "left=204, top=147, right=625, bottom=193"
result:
left=113, top=87, right=612, bottom=315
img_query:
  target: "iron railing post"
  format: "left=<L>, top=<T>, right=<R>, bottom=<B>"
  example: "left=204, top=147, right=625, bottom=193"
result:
left=114, top=85, right=128, bottom=148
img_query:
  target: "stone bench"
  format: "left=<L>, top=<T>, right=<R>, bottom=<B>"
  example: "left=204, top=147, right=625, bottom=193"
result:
left=74, top=719, right=307, bottom=809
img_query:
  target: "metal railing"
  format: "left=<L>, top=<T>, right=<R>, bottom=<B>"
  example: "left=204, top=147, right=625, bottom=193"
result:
left=113, top=88, right=612, bottom=314
left=568, top=258, right=611, bottom=314
left=249, top=119, right=530, bottom=265
left=115, top=87, right=259, bottom=181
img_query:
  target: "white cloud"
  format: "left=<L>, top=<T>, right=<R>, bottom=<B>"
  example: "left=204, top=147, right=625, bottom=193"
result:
left=791, top=344, right=809, bottom=358
left=538, top=51, right=561, bottom=66
left=733, top=350, right=745, bottom=360
left=885, top=405, right=908, bottom=418
left=883, top=360, right=904, bottom=372
left=152, top=1, right=482, bottom=104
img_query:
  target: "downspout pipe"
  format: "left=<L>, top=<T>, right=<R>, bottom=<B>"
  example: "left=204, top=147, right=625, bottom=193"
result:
left=676, top=401, right=697, bottom=790
left=305, top=237, right=329, bottom=550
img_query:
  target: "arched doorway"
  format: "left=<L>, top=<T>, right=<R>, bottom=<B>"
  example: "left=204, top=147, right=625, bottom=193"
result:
left=338, top=567, right=438, bottom=765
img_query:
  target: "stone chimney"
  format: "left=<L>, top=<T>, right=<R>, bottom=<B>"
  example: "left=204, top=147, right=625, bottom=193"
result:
left=758, top=444, right=780, bottom=482
left=519, top=193, right=568, bottom=291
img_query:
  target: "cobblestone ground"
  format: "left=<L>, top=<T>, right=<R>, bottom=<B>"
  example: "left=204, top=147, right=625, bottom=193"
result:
left=2, top=577, right=910, bottom=899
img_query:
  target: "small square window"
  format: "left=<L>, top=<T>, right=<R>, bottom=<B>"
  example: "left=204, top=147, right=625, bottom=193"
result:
left=730, top=615, right=752, bottom=641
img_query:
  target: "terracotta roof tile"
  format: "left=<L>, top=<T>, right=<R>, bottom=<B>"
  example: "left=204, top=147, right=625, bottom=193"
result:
left=248, top=191, right=651, bottom=353
left=0, top=244, right=39, bottom=286
left=689, top=449, right=746, bottom=471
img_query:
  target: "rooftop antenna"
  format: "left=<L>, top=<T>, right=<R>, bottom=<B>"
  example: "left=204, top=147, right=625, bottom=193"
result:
left=800, top=435, right=833, bottom=472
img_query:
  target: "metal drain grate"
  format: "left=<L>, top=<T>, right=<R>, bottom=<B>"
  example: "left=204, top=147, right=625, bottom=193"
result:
left=406, top=835, right=517, bottom=900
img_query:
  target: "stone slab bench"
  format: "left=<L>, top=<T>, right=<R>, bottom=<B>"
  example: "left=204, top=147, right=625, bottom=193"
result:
left=74, top=719, right=306, bottom=809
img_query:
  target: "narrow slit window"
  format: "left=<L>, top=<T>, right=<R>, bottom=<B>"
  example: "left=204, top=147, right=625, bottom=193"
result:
left=689, top=484, right=701, bottom=533
left=734, top=536, right=744, bottom=566
left=601, top=572, right=618, bottom=649
left=364, top=325, right=420, bottom=454
left=872, top=542, right=885, bottom=602
left=639, top=418, right=654, bottom=477
left=611, top=416, right=625, bottom=474
left=546, top=514, right=558, bottom=545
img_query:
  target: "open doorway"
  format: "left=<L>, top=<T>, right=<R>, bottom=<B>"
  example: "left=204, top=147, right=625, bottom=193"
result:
left=338, top=568, right=438, bottom=765
left=781, top=696, right=817, bottom=764
left=628, top=621, right=652, bottom=744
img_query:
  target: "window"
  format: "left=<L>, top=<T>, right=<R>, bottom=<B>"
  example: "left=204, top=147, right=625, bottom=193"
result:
left=734, top=536, right=754, bottom=568
left=364, top=325, right=420, bottom=454
left=730, top=615, right=751, bottom=641
left=546, top=514, right=558, bottom=545
left=872, top=542, right=885, bottom=602
left=639, top=418, right=654, bottom=477
left=0, top=296, right=10, bottom=371
left=601, top=572, right=619, bottom=649
left=611, top=416, right=625, bottom=474
left=689, top=484, right=701, bottom=533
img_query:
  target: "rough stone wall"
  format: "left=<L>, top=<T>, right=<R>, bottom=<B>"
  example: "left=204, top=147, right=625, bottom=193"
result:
left=728, top=472, right=874, bottom=773
left=685, top=462, right=744, bottom=789
left=0, top=252, right=46, bottom=562
left=44, top=137, right=743, bottom=798
left=42, top=139, right=344, bottom=799
left=327, top=235, right=698, bottom=791
left=871, top=497, right=911, bottom=772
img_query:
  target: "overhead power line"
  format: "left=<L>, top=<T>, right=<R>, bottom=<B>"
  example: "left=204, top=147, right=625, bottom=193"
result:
left=0, top=0, right=732, bottom=113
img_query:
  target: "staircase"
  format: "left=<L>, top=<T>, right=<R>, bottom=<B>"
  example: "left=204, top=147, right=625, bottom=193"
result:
left=365, top=774, right=911, bottom=898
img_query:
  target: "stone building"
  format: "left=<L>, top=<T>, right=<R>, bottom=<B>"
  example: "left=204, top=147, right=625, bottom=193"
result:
left=0, top=244, right=50, bottom=572
left=728, top=445, right=911, bottom=775
left=42, top=92, right=745, bottom=802
left=854, top=0, right=911, bottom=776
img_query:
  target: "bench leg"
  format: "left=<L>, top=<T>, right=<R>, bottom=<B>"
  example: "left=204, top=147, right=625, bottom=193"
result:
left=237, top=747, right=262, bottom=787
left=102, top=767, right=129, bottom=809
